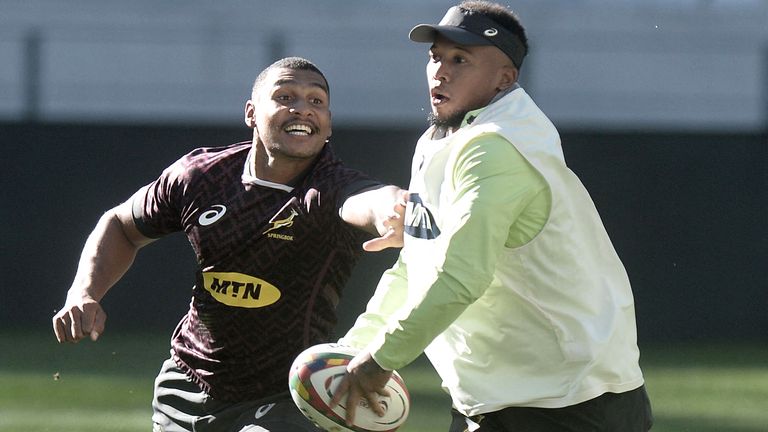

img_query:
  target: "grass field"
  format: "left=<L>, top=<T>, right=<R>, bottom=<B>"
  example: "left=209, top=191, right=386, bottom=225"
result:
left=1, top=331, right=767, bottom=432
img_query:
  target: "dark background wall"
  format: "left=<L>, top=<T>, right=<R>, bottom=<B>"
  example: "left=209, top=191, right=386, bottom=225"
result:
left=2, top=122, right=766, bottom=344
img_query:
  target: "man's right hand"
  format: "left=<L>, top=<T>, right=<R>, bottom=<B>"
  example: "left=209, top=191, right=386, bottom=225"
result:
left=363, top=191, right=408, bottom=252
left=52, top=295, right=107, bottom=343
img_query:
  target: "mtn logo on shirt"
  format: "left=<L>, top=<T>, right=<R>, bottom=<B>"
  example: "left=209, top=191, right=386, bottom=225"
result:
left=404, top=193, right=441, bottom=240
left=202, top=272, right=281, bottom=308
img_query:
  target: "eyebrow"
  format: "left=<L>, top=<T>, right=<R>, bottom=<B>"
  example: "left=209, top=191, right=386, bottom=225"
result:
left=430, top=43, right=473, bottom=54
left=274, top=78, right=329, bottom=94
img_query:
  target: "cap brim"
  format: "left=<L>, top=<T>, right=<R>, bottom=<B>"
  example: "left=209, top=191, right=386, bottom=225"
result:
left=409, top=24, right=492, bottom=46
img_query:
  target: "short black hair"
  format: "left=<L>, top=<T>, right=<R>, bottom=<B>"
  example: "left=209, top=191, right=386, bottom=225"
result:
left=458, top=1, right=529, bottom=60
left=252, top=56, right=329, bottom=96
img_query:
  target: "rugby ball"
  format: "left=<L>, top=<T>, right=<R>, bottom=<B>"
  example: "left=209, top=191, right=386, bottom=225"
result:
left=289, top=343, right=410, bottom=432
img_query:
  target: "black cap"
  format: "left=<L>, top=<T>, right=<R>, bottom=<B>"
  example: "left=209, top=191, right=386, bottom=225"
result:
left=409, top=6, right=526, bottom=68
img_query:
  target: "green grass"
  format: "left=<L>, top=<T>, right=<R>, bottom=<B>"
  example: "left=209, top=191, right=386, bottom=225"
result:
left=640, top=344, right=768, bottom=432
left=1, top=332, right=767, bottom=431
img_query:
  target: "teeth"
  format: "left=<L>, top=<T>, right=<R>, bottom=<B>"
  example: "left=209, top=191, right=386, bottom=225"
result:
left=285, top=124, right=312, bottom=136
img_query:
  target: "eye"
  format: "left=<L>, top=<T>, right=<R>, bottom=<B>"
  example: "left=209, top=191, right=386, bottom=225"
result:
left=429, top=53, right=441, bottom=63
left=452, top=55, right=467, bottom=64
left=311, top=97, right=325, bottom=105
left=275, top=94, right=291, bottom=102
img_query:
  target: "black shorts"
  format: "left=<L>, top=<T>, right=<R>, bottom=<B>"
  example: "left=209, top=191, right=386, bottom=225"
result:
left=151, top=358, right=321, bottom=432
left=449, top=386, right=653, bottom=432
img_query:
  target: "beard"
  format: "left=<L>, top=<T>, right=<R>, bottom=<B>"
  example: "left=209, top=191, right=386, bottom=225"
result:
left=266, top=140, right=325, bottom=161
left=427, top=110, right=467, bottom=131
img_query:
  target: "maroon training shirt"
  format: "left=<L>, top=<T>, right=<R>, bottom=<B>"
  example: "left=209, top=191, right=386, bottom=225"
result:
left=132, top=141, right=379, bottom=402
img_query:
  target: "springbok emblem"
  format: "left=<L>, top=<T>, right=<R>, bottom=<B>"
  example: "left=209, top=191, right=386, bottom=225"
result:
left=263, top=209, right=299, bottom=234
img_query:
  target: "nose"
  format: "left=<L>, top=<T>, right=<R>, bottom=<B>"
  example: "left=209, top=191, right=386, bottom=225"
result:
left=288, top=100, right=312, bottom=116
left=428, top=60, right=448, bottom=83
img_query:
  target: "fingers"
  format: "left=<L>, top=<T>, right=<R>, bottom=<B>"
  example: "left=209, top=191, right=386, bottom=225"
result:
left=394, top=192, right=408, bottom=220
left=52, top=308, right=83, bottom=343
left=329, top=374, right=361, bottom=427
left=90, top=308, right=106, bottom=341
left=345, top=386, right=389, bottom=424
left=69, top=308, right=84, bottom=341
left=333, top=351, right=394, bottom=425
left=52, top=302, right=106, bottom=343
left=390, top=206, right=405, bottom=223
left=364, top=389, right=388, bottom=417
left=362, top=229, right=399, bottom=252
left=331, top=375, right=388, bottom=426
left=329, top=374, right=350, bottom=409
left=364, top=213, right=405, bottom=252
left=53, top=314, right=81, bottom=343
left=52, top=313, right=69, bottom=343
left=364, top=192, right=408, bottom=252
left=344, top=381, right=362, bottom=425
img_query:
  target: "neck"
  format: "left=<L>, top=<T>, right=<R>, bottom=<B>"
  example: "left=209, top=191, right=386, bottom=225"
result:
left=434, top=84, right=521, bottom=137
left=250, top=141, right=315, bottom=186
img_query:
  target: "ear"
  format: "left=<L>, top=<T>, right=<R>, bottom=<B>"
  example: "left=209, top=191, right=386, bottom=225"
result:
left=244, top=99, right=256, bottom=128
left=326, top=110, right=333, bottom=142
left=496, top=65, right=519, bottom=91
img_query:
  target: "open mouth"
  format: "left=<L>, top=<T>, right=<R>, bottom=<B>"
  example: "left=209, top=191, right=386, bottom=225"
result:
left=283, top=123, right=314, bottom=136
left=431, top=89, right=449, bottom=106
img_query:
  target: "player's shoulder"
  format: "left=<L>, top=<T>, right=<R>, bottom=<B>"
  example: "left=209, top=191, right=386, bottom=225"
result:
left=182, top=141, right=251, bottom=165
left=154, top=141, right=250, bottom=188
left=307, top=144, right=368, bottom=183
left=461, top=132, right=523, bottom=162
left=311, top=162, right=376, bottom=198
left=174, top=141, right=250, bottom=174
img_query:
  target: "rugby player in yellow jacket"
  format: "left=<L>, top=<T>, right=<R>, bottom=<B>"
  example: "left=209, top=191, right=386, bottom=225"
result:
left=333, top=2, right=653, bottom=431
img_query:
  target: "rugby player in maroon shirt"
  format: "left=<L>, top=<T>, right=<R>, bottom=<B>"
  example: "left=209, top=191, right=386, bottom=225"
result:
left=53, top=57, right=405, bottom=432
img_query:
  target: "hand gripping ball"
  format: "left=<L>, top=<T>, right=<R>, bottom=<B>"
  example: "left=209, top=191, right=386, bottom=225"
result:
left=289, top=343, right=410, bottom=432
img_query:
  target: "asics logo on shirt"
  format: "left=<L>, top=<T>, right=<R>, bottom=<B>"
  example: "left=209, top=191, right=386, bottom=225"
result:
left=404, top=193, right=441, bottom=239
left=253, top=403, right=276, bottom=419
left=198, top=205, right=227, bottom=226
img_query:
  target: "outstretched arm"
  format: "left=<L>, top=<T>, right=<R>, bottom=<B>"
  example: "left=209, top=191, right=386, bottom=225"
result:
left=340, top=185, right=408, bottom=251
left=52, top=194, right=156, bottom=343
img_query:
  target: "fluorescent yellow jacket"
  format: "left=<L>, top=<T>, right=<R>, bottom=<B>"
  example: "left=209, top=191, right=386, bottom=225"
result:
left=341, top=87, right=644, bottom=415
